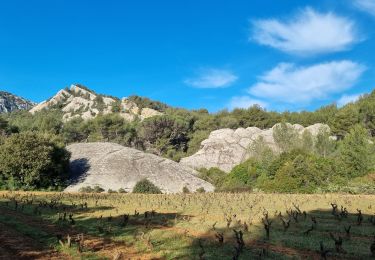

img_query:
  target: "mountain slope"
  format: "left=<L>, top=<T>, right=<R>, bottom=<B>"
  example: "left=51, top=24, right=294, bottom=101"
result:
left=30, top=84, right=163, bottom=121
left=0, top=91, right=35, bottom=113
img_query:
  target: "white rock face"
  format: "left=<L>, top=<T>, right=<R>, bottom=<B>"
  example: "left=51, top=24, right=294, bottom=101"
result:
left=140, top=107, right=163, bottom=119
left=29, top=85, right=163, bottom=122
left=0, top=91, right=35, bottom=113
left=180, top=123, right=330, bottom=173
left=30, top=89, right=71, bottom=114
left=65, top=142, right=214, bottom=193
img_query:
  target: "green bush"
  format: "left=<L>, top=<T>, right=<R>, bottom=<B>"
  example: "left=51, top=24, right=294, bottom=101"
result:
left=196, top=187, right=206, bottom=193
left=182, top=186, right=190, bottom=194
left=93, top=185, right=105, bottom=193
left=78, top=186, right=93, bottom=193
left=0, top=131, right=70, bottom=190
left=107, top=189, right=117, bottom=193
left=132, top=179, right=162, bottom=194
left=118, top=188, right=127, bottom=193
left=198, top=167, right=226, bottom=187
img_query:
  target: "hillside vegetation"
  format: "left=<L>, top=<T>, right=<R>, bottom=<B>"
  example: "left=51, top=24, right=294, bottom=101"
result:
left=0, top=86, right=375, bottom=192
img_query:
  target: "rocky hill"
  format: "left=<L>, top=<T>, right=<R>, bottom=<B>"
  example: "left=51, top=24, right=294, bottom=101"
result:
left=65, top=142, right=214, bottom=193
left=0, top=91, right=35, bottom=113
left=30, top=84, right=163, bottom=121
left=180, top=123, right=330, bottom=172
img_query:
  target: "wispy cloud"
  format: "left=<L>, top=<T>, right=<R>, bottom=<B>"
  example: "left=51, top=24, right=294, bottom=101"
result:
left=228, top=96, right=267, bottom=110
left=248, top=61, right=366, bottom=105
left=251, top=7, right=358, bottom=55
left=184, top=69, right=238, bottom=88
left=353, top=0, right=375, bottom=16
left=337, top=93, right=363, bottom=107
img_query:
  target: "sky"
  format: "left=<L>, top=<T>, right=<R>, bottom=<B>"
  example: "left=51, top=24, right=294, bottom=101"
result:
left=1, top=0, right=375, bottom=112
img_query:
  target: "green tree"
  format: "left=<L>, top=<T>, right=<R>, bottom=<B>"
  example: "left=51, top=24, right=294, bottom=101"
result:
left=248, top=136, right=275, bottom=170
left=358, top=92, right=375, bottom=136
left=314, top=128, right=335, bottom=157
left=300, top=130, right=314, bottom=153
left=268, top=161, right=300, bottom=193
left=0, top=117, right=13, bottom=137
left=140, top=115, right=190, bottom=156
left=198, top=167, right=226, bottom=187
left=62, top=117, right=88, bottom=143
left=273, top=122, right=299, bottom=152
left=339, top=124, right=374, bottom=178
left=221, top=159, right=260, bottom=191
left=0, top=132, right=70, bottom=190
left=329, top=104, right=359, bottom=139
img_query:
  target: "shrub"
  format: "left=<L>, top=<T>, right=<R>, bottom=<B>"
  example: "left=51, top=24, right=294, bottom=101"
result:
left=118, top=188, right=127, bottom=193
left=132, top=179, right=162, bottom=194
left=196, top=187, right=206, bottom=193
left=78, top=186, right=93, bottom=193
left=107, top=189, right=117, bottom=193
left=182, top=186, right=190, bottom=194
left=93, top=185, right=105, bottom=193
left=198, top=167, right=226, bottom=187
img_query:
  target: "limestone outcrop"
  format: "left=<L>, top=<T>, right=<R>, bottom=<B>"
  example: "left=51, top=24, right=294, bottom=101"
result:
left=65, top=142, right=214, bottom=193
left=180, top=123, right=330, bottom=172
left=30, top=84, right=162, bottom=121
left=0, top=91, right=35, bottom=113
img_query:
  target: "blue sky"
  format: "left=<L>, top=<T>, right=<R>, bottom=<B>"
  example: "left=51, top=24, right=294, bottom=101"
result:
left=1, top=0, right=375, bottom=112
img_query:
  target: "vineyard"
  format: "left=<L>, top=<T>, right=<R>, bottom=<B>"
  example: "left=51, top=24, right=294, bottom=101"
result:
left=1, top=191, right=375, bottom=259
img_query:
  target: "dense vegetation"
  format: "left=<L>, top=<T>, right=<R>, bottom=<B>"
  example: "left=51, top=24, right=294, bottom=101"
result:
left=199, top=123, right=375, bottom=193
left=132, top=179, right=162, bottom=194
left=0, top=131, right=70, bottom=190
left=0, top=88, right=375, bottom=192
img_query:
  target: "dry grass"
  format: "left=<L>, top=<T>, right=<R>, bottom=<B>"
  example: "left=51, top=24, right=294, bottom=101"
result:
left=1, top=191, right=375, bottom=259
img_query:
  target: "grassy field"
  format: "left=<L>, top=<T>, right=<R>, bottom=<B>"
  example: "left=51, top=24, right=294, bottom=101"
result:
left=0, top=191, right=375, bottom=259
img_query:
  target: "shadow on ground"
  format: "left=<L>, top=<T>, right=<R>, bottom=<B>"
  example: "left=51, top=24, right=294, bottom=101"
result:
left=0, top=197, right=375, bottom=259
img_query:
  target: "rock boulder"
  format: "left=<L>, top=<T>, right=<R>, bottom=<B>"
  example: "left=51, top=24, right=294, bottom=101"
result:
left=65, top=142, right=214, bottom=193
left=180, top=123, right=330, bottom=172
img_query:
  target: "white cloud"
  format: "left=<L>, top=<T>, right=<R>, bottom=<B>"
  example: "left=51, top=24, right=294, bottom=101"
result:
left=337, top=93, right=363, bottom=107
left=354, top=0, right=375, bottom=16
left=184, top=69, right=238, bottom=88
left=252, top=7, right=358, bottom=55
left=228, top=96, right=267, bottom=110
left=248, top=60, right=365, bottom=104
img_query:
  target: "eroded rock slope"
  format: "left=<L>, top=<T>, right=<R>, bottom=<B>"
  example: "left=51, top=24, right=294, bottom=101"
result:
left=30, top=85, right=162, bottom=121
left=65, top=142, right=214, bottom=193
left=0, top=91, right=35, bottom=113
left=180, top=123, right=330, bottom=172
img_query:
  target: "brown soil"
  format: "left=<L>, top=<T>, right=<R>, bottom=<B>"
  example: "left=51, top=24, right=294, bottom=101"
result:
left=0, top=206, right=161, bottom=260
left=0, top=222, right=67, bottom=260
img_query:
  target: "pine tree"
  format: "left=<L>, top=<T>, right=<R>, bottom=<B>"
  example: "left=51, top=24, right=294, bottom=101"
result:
left=339, top=125, right=374, bottom=178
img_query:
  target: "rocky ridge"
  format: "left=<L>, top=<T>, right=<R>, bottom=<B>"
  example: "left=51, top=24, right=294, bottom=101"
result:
left=65, top=142, right=214, bottom=193
left=180, top=123, right=330, bottom=173
left=0, top=91, right=35, bottom=113
left=30, top=84, right=162, bottom=121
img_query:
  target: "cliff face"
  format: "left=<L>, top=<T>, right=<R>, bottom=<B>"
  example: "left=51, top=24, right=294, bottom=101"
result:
left=0, top=91, right=35, bottom=113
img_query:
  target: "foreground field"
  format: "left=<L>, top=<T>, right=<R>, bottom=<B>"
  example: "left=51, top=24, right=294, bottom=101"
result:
left=0, top=192, right=375, bottom=259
